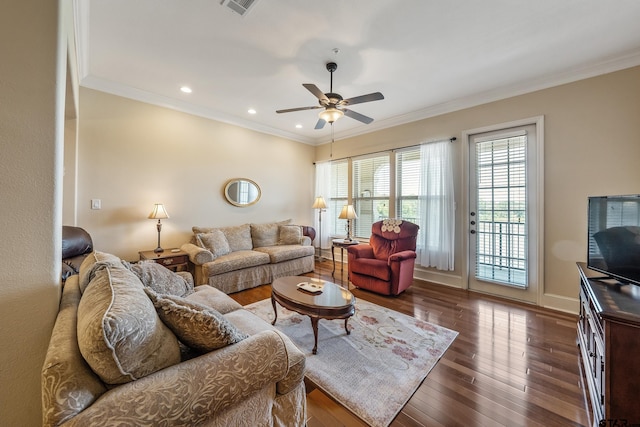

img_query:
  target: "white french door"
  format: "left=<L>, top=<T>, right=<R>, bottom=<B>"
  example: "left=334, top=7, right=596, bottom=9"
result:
left=467, top=120, right=542, bottom=304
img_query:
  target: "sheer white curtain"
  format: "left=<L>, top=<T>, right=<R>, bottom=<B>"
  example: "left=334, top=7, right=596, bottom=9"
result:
left=314, top=161, right=332, bottom=251
left=418, top=140, right=455, bottom=270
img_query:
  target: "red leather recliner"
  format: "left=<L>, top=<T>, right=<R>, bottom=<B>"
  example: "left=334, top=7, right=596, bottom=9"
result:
left=347, top=219, right=419, bottom=296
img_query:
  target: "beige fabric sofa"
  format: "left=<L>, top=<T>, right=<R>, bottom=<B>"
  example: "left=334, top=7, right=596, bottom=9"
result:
left=182, top=221, right=315, bottom=293
left=42, top=252, right=307, bottom=427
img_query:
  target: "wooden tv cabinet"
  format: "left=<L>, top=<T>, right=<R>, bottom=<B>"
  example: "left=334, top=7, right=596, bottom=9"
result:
left=576, top=262, right=640, bottom=427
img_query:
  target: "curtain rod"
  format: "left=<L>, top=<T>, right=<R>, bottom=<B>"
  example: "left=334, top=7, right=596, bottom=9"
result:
left=315, top=137, right=457, bottom=164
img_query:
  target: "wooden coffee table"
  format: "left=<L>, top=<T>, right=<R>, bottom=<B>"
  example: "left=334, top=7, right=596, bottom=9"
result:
left=271, top=276, right=356, bottom=354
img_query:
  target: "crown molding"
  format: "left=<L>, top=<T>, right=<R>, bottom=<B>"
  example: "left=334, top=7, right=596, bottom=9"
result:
left=80, top=76, right=316, bottom=145
left=330, top=48, right=640, bottom=144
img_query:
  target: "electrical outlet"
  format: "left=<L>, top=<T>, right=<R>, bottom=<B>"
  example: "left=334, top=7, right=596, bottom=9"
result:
left=91, top=199, right=101, bottom=210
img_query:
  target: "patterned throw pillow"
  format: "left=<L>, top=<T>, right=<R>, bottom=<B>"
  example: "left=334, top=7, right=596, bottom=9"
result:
left=77, top=265, right=181, bottom=384
left=146, top=290, right=248, bottom=352
left=196, top=229, right=231, bottom=258
left=278, top=225, right=302, bottom=245
left=129, top=261, right=194, bottom=297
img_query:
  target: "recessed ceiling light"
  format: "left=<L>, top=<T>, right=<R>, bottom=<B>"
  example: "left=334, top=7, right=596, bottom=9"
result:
left=248, top=109, right=257, bottom=115
left=180, top=86, right=192, bottom=94
left=295, top=124, right=303, bottom=129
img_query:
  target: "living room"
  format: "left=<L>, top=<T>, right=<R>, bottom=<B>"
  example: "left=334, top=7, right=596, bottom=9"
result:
left=3, top=1, right=640, bottom=426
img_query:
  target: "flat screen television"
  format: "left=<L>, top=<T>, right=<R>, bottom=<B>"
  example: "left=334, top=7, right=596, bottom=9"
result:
left=588, top=195, right=640, bottom=285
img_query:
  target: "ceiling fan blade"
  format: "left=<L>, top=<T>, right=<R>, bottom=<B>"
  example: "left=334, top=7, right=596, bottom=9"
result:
left=343, top=108, right=374, bottom=124
left=303, top=84, right=329, bottom=102
left=276, top=106, right=322, bottom=114
left=341, top=92, right=384, bottom=106
left=314, top=118, right=327, bottom=129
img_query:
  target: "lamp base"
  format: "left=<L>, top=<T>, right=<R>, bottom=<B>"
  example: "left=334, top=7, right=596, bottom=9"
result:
left=154, top=247, right=164, bottom=254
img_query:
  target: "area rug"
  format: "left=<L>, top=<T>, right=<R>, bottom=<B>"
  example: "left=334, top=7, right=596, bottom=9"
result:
left=244, top=298, right=458, bottom=427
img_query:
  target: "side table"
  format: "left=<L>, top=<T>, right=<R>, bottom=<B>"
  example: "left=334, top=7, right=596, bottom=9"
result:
left=331, top=239, right=359, bottom=276
left=139, top=249, right=189, bottom=272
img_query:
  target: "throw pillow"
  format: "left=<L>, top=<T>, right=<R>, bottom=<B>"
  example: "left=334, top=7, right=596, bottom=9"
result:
left=278, top=225, right=302, bottom=245
left=129, top=261, right=194, bottom=297
left=220, top=224, right=253, bottom=252
left=78, top=251, right=126, bottom=294
left=251, top=219, right=292, bottom=248
left=196, top=229, right=231, bottom=258
left=146, top=289, right=248, bottom=352
left=77, top=264, right=181, bottom=384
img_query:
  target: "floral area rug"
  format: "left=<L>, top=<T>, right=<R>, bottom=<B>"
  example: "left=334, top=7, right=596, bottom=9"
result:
left=244, top=298, right=458, bottom=427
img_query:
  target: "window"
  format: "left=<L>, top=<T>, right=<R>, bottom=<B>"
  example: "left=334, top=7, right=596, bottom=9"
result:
left=396, top=148, right=420, bottom=224
left=321, top=140, right=455, bottom=271
left=352, top=154, right=390, bottom=238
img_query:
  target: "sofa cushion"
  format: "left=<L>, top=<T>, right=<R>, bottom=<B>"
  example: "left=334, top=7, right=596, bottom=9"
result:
left=77, top=264, right=181, bottom=384
left=204, top=250, right=270, bottom=276
left=278, top=225, right=303, bottom=245
left=129, top=261, right=194, bottom=297
left=251, top=219, right=292, bottom=248
left=196, top=229, right=231, bottom=258
left=146, top=290, right=248, bottom=352
left=254, top=245, right=315, bottom=264
left=186, top=285, right=243, bottom=314
left=78, top=251, right=126, bottom=294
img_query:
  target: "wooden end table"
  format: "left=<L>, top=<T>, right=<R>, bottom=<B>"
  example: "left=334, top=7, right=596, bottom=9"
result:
left=139, top=249, right=189, bottom=272
left=331, top=238, right=359, bottom=276
left=271, top=276, right=356, bottom=355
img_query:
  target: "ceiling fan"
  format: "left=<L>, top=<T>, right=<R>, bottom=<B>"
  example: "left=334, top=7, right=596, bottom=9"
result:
left=276, top=62, right=384, bottom=130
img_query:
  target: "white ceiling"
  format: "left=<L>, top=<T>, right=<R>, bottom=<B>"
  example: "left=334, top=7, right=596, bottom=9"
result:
left=77, top=0, right=640, bottom=145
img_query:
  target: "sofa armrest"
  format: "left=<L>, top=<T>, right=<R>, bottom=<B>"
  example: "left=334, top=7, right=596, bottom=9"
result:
left=347, top=244, right=374, bottom=259
left=65, top=330, right=290, bottom=426
left=180, top=243, right=214, bottom=265
left=389, top=250, right=417, bottom=264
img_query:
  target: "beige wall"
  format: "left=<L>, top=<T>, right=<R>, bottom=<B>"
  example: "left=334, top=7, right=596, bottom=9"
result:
left=0, top=1, right=72, bottom=425
left=77, top=88, right=316, bottom=261
left=318, top=66, right=640, bottom=311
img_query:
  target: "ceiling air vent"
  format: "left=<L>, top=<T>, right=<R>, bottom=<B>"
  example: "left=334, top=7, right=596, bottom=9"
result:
left=220, top=0, right=258, bottom=16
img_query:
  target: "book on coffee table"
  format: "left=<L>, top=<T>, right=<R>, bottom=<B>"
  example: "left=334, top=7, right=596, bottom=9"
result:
left=297, top=281, right=323, bottom=294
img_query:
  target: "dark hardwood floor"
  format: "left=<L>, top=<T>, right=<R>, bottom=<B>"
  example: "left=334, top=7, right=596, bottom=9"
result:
left=229, top=260, right=592, bottom=427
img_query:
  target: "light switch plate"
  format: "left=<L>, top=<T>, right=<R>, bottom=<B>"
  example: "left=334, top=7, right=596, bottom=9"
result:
left=91, top=199, right=101, bottom=210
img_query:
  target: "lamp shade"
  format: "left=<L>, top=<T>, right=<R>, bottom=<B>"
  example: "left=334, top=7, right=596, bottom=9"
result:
left=318, top=107, right=344, bottom=124
left=148, top=203, right=170, bottom=220
left=338, top=204, right=358, bottom=220
left=312, top=196, right=327, bottom=210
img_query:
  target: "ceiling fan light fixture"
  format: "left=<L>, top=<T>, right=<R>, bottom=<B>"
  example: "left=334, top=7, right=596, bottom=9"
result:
left=319, top=107, right=344, bottom=123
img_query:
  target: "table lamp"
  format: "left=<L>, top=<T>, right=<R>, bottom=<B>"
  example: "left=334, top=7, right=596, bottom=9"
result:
left=148, top=203, right=169, bottom=253
left=338, top=204, right=358, bottom=241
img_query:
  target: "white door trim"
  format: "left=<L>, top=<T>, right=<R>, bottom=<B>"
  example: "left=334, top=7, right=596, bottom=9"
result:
left=461, top=116, right=545, bottom=305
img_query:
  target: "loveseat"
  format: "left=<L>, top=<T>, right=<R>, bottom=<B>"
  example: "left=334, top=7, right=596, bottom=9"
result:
left=42, top=251, right=307, bottom=426
left=181, top=221, right=315, bottom=293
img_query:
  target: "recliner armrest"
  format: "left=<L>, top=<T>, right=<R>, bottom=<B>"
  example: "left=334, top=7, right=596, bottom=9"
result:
left=389, top=250, right=417, bottom=263
left=347, top=244, right=374, bottom=259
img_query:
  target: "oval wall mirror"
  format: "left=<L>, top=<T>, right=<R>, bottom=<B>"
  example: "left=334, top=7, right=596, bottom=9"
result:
left=224, top=178, right=261, bottom=207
